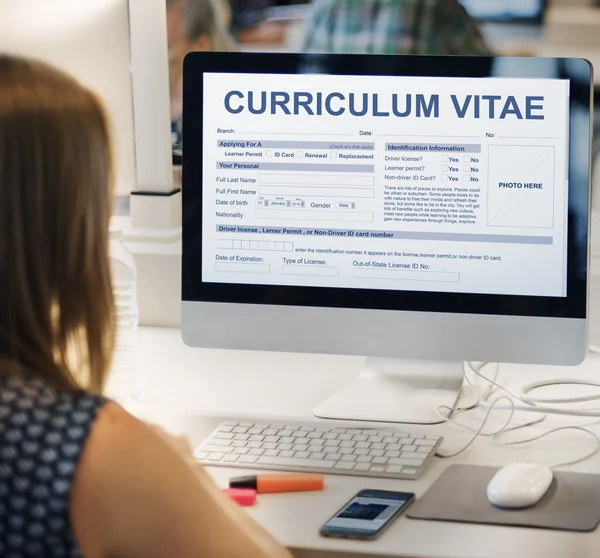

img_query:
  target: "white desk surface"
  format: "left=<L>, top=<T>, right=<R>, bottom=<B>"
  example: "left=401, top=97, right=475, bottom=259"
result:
left=137, top=326, right=600, bottom=558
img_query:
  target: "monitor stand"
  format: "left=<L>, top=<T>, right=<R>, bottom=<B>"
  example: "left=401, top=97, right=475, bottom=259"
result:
left=313, top=358, right=464, bottom=425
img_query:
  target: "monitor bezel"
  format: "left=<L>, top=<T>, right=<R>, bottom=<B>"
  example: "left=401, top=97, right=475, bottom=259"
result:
left=182, top=52, right=591, bottom=321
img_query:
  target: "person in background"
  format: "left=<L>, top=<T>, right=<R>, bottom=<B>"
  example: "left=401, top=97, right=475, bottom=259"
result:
left=167, top=0, right=235, bottom=149
left=228, top=0, right=287, bottom=45
left=0, top=54, right=292, bottom=558
left=302, top=0, right=491, bottom=56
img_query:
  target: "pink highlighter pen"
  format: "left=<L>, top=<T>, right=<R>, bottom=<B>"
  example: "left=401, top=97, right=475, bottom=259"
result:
left=223, top=487, right=257, bottom=506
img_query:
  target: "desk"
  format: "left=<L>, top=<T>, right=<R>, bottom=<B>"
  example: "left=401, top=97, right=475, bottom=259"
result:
left=137, top=326, right=600, bottom=558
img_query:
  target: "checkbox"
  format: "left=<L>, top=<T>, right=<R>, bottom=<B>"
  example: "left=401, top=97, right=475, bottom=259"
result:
left=464, top=156, right=472, bottom=163
left=330, top=151, right=338, bottom=159
left=442, top=156, right=449, bottom=162
left=250, top=241, right=259, bottom=250
left=296, top=151, right=303, bottom=158
left=241, top=241, right=250, bottom=249
left=276, top=242, right=285, bottom=251
left=258, top=241, right=268, bottom=250
left=442, top=165, right=449, bottom=172
left=463, top=166, right=471, bottom=173
left=442, top=175, right=449, bottom=181
left=285, top=242, right=293, bottom=252
left=233, top=240, right=242, bottom=249
left=266, top=150, right=274, bottom=157
left=464, top=175, right=471, bottom=182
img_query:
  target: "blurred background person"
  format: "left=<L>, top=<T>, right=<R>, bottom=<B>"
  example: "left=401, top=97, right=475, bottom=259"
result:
left=302, top=0, right=491, bottom=56
left=228, top=0, right=287, bottom=45
left=167, top=0, right=235, bottom=149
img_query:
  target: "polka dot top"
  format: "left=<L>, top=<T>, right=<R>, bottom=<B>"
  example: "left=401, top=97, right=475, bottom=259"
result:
left=0, top=373, right=106, bottom=557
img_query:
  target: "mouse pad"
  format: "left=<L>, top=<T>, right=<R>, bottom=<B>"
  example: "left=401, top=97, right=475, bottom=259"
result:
left=407, top=465, right=600, bottom=532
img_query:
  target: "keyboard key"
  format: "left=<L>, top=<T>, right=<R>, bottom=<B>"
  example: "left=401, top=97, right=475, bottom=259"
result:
left=223, top=454, right=239, bottom=463
left=347, top=429, right=363, bottom=435
left=249, top=435, right=265, bottom=442
left=232, top=441, right=247, bottom=448
left=195, top=451, right=208, bottom=460
left=373, top=457, right=388, bottom=465
left=355, top=441, right=369, bottom=449
left=278, top=430, right=293, bottom=437
left=338, top=434, right=353, bottom=441
left=263, top=429, right=278, bottom=436
left=399, top=438, right=413, bottom=444
left=248, top=427, right=263, bottom=435
left=355, top=463, right=371, bottom=471
left=263, top=442, right=277, bottom=450
left=295, top=445, right=309, bottom=452
left=307, top=432, right=322, bottom=439
left=239, top=422, right=253, bottom=427
left=248, top=442, right=262, bottom=449
left=310, top=452, right=326, bottom=460
left=264, top=449, right=279, bottom=457
left=308, top=439, right=325, bottom=446
left=279, top=451, right=295, bottom=458
left=368, top=436, right=383, bottom=443
left=401, top=452, right=426, bottom=461
left=403, top=445, right=418, bottom=453
left=339, top=448, right=354, bottom=455
left=264, top=435, right=279, bottom=442
left=323, top=433, right=338, bottom=440
left=335, top=462, right=355, bottom=470
left=222, top=422, right=238, bottom=427
left=210, top=438, right=231, bottom=447
left=417, top=447, right=430, bottom=453
left=386, top=465, right=403, bottom=474
left=387, top=444, right=402, bottom=451
left=389, top=458, right=423, bottom=467
left=206, top=453, right=224, bottom=461
left=280, top=437, right=294, bottom=444
left=426, top=435, right=439, bottom=440
left=354, top=448, right=369, bottom=456
left=324, top=440, right=340, bottom=447
left=214, top=433, right=234, bottom=440
left=341, top=455, right=356, bottom=462
left=385, top=451, right=400, bottom=458
left=233, top=427, right=248, bottom=434
left=403, top=468, right=418, bottom=476
left=278, top=444, right=293, bottom=451
left=415, top=439, right=437, bottom=447
left=258, top=456, right=335, bottom=469
left=356, top=455, right=372, bottom=463
left=371, top=443, right=385, bottom=450
left=292, top=431, right=308, bottom=438
left=340, top=441, right=355, bottom=448
left=249, top=449, right=264, bottom=456
left=234, top=448, right=249, bottom=455
left=352, top=435, right=368, bottom=442
left=370, top=466, right=386, bottom=472
left=238, top=455, right=258, bottom=464
left=369, top=449, right=384, bottom=457
left=383, top=437, right=399, bottom=444
left=295, top=451, right=310, bottom=459
left=325, top=453, right=341, bottom=461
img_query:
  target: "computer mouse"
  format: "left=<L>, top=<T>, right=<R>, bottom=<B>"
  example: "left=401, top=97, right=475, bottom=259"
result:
left=486, top=462, right=554, bottom=509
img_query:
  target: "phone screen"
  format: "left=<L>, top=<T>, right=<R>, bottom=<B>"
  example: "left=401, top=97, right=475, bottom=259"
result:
left=321, top=490, right=414, bottom=539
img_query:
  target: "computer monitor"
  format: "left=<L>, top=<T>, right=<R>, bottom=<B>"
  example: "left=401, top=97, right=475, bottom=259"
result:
left=181, top=53, right=592, bottom=424
left=0, top=0, right=173, bottom=199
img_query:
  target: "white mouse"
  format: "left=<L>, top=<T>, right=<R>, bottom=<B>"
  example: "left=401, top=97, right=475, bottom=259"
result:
left=486, top=462, right=554, bottom=509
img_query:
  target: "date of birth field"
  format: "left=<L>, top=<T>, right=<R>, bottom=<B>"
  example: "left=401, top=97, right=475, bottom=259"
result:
left=216, top=239, right=293, bottom=252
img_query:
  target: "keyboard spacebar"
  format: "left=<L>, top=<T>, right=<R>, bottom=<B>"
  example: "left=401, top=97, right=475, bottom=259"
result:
left=258, top=456, right=336, bottom=469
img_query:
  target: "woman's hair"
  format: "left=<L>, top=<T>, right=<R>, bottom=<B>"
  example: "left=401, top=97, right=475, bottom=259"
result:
left=0, top=55, right=114, bottom=393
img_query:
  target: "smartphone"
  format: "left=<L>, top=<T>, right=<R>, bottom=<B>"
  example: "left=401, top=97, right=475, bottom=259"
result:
left=319, top=489, right=415, bottom=540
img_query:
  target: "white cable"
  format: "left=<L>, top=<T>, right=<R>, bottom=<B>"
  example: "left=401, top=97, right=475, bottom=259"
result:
left=436, top=396, right=516, bottom=458
left=436, top=362, right=599, bottom=467
left=493, top=426, right=600, bottom=469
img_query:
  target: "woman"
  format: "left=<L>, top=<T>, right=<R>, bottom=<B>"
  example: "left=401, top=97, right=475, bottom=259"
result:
left=0, top=55, right=291, bottom=558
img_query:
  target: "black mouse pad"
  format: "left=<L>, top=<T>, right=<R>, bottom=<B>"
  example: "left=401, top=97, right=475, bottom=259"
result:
left=407, top=465, right=600, bottom=532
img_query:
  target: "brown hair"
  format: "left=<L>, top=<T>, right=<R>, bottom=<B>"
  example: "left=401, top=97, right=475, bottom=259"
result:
left=0, top=55, right=115, bottom=393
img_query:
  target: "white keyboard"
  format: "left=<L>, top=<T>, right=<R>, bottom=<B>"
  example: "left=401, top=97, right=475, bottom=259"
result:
left=194, top=420, right=442, bottom=480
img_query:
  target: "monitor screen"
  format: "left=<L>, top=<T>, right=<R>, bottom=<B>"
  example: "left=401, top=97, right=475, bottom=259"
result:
left=201, top=72, right=569, bottom=299
left=458, top=0, right=546, bottom=22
